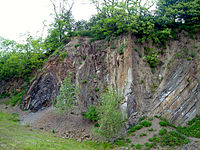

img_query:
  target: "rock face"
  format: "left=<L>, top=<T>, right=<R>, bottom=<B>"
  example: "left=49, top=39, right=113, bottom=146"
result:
left=21, top=32, right=200, bottom=125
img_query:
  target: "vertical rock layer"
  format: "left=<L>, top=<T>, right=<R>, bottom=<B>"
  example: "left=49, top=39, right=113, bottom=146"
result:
left=20, top=33, right=200, bottom=125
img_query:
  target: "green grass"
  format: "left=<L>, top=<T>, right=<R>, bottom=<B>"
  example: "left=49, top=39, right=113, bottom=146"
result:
left=159, top=119, right=169, bottom=127
left=114, top=138, right=126, bottom=146
left=74, top=43, right=80, bottom=48
left=139, top=120, right=152, bottom=127
left=135, top=144, right=142, bottom=149
left=177, top=115, right=200, bottom=138
left=4, top=90, right=26, bottom=106
left=0, top=112, right=112, bottom=150
left=160, top=130, right=189, bottom=147
left=0, top=92, right=10, bottom=99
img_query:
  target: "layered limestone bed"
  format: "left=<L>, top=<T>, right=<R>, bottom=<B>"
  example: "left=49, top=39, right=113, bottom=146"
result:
left=16, top=32, right=200, bottom=125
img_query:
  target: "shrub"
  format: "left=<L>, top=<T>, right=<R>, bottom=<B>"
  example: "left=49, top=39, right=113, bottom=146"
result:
left=144, top=142, right=153, bottom=150
left=118, top=45, right=124, bottom=55
left=74, top=43, right=80, bottom=48
left=135, top=125, right=143, bottom=130
left=159, top=119, right=169, bottom=127
left=144, top=47, right=159, bottom=68
left=146, top=53, right=159, bottom=68
left=148, top=135, right=160, bottom=143
left=140, top=120, right=152, bottom=127
left=93, top=88, right=124, bottom=141
left=148, top=128, right=154, bottom=131
left=125, top=138, right=131, bottom=143
left=114, top=139, right=126, bottom=146
left=136, top=144, right=142, bottom=149
left=159, top=128, right=167, bottom=135
left=131, top=144, right=135, bottom=147
left=53, top=75, right=76, bottom=113
left=82, top=105, right=98, bottom=122
left=128, top=124, right=136, bottom=133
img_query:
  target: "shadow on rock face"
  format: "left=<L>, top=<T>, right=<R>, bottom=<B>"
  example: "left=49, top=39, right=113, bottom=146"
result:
left=22, top=73, right=59, bottom=112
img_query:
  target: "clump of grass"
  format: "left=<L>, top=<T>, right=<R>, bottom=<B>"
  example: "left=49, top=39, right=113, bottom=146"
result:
left=140, top=133, right=147, bottom=137
left=118, top=45, right=125, bottom=55
left=125, top=138, right=131, bottom=143
left=158, top=117, right=176, bottom=128
left=139, top=120, right=152, bottom=127
left=114, top=138, right=127, bottom=146
left=144, top=142, right=154, bottom=150
left=128, top=124, right=136, bottom=134
left=148, top=128, right=154, bottom=132
left=148, top=135, right=160, bottom=143
left=135, top=125, right=143, bottom=130
left=135, top=144, right=142, bottom=149
left=74, top=43, right=80, bottom=48
left=159, top=128, right=167, bottom=135
left=81, top=79, right=87, bottom=84
left=82, top=105, right=98, bottom=122
left=159, top=119, right=169, bottom=127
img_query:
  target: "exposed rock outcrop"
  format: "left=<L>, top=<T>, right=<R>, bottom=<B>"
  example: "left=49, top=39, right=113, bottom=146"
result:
left=20, top=32, right=200, bottom=125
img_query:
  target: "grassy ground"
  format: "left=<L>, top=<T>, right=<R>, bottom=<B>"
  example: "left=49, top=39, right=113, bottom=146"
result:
left=0, top=112, right=112, bottom=150
left=113, top=116, right=200, bottom=150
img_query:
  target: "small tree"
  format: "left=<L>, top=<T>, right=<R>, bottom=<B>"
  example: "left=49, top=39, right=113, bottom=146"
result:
left=93, top=88, right=124, bottom=141
left=54, top=75, right=76, bottom=113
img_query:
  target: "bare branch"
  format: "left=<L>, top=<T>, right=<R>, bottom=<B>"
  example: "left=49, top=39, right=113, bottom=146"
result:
left=50, top=0, right=59, bottom=18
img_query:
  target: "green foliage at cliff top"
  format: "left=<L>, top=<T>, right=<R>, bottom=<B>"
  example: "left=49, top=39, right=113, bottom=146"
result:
left=0, top=0, right=199, bottom=81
